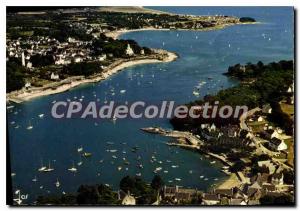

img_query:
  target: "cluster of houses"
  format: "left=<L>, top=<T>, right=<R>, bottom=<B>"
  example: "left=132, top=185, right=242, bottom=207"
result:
left=160, top=164, right=293, bottom=206
left=195, top=117, right=293, bottom=204
left=200, top=123, right=246, bottom=145
left=7, top=36, right=97, bottom=68
left=248, top=103, right=292, bottom=153
left=159, top=175, right=292, bottom=205
left=7, top=33, right=137, bottom=84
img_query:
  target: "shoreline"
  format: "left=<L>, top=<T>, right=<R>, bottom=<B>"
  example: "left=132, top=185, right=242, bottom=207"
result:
left=7, top=51, right=178, bottom=103
left=142, top=127, right=242, bottom=190
left=8, top=22, right=257, bottom=104
left=216, top=173, right=241, bottom=189
left=105, top=22, right=259, bottom=40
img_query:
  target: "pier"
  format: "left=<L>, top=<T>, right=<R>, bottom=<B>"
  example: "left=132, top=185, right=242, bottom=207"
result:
left=141, top=127, right=204, bottom=146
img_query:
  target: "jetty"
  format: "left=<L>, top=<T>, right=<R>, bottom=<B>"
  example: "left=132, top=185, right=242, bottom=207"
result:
left=141, top=127, right=203, bottom=146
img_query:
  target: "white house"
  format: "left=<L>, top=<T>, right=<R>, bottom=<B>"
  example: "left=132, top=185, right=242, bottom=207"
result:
left=26, top=62, right=32, bottom=69
left=270, top=130, right=280, bottom=139
left=25, top=82, right=31, bottom=89
left=257, top=116, right=264, bottom=122
left=262, top=104, right=272, bottom=114
left=121, top=194, right=136, bottom=205
left=98, top=54, right=107, bottom=61
left=201, top=124, right=209, bottom=129
left=74, top=56, right=83, bottom=63
left=271, top=173, right=284, bottom=185
left=50, top=72, right=60, bottom=80
left=125, top=44, right=134, bottom=56
left=202, top=194, right=220, bottom=205
left=268, top=137, right=287, bottom=151
left=210, top=123, right=216, bottom=132
left=68, top=37, right=76, bottom=43
left=258, top=160, right=276, bottom=174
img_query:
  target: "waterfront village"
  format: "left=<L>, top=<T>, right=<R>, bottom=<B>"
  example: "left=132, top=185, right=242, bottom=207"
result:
left=33, top=62, right=294, bottom=205
left=139, top=61, right=294, bottom=205
left=7, top=7, right=294, bottom=206
left=6, top=7, right=254, bottom=102
left=142, top=99, right=294, bottom=205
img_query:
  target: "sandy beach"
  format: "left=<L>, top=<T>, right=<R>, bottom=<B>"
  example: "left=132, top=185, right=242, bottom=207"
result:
left=217, top=173, right=241, bottom=189
left=105, top=21, right=259, bottom=40
left=7, top=51, right=177, bottom=103
left=105, top=27, right=170, bottom=40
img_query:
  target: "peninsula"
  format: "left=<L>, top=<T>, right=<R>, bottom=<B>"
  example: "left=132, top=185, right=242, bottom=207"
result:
left=6, top=6, right=255, bottom=102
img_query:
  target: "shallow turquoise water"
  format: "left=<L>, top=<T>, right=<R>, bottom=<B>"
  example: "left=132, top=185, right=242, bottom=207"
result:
left=7, top=7, right=293, bottom=203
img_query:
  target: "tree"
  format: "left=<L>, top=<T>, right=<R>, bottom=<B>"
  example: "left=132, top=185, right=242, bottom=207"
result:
left=77, top=184, right=118, bottom=205
left=283, top=169, right=294, bottom=185
left=36, top=194, right=76, bottom=205
left=151, top=175, right=164, bottom=190
left=30, top=54, right=54, bottom=67
left=229, top=160, right=245, bottom=173
left=62, top=62, right=102, bottom=77
left=7, top=60, right=26, bottom=92
left=260, top=194, right=294, bottom=205
left=119, top=176, right=157, bottom=204
left=119, top=176, right=136, bottom=194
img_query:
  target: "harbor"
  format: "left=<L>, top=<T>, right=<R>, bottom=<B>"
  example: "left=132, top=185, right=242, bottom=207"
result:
left=7, top=7, right=294, bottom=204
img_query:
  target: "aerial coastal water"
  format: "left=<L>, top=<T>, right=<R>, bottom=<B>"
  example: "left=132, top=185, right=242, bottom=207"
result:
left=7, top=7, right=293, bottom=203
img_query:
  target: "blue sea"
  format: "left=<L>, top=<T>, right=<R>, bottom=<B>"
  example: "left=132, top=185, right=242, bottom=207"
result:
left=7, top=7, right=294, bottom=203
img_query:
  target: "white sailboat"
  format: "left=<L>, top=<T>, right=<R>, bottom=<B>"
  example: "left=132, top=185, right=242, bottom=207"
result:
left=77, top=155, right=83, bottom=166
left=43, top=160, right=54, bottom=172
left=32, top=176, right=38, bottom=182
left=38, top=159, right=47, bottom=172
left=192, top=90, right=200, bottom=96
left=112, top=114, right=117, bottom=123
left=77, top=146, right=83, bottom=153
left=26, top=121, right=33, bottom=130
left=68, top=162, right=77, bottom=173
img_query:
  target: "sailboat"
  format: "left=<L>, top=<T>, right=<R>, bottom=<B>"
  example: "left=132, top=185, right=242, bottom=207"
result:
left=38, top=159, right=47, bottom=172
left=77, top=155, right=83, bottom=166
left=77, top=146, right=83, bottom=153
left=112, top=114, right=117, bottom=123
left=55, top=179, right=60, bottom=188
left=26, top=121, right=33, bottom=130
left=82, top=152, right=92, bottom=157
left=192, top=90, right=200, bottom=96
left=43, top=160, right=54, bottom=172
left=32, top=176, right=38, bottom=182
left=68, top=162, right=77, bottom=173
